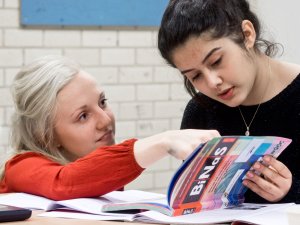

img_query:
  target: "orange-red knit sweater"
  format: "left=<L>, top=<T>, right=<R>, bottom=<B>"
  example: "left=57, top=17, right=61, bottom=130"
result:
left=0, top=139, right=144, bottom=200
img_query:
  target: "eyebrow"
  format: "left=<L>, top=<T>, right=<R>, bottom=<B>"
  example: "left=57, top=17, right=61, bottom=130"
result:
left=71, top=91, right=105, bottom=117
left=71, top=105, right=87, bottom=118
left=180, top=47, right=222, bottom=75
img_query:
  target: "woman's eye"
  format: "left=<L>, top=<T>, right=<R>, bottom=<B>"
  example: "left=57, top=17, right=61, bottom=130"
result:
left=79, top=113, right=88, bottom=121
left=192, top=73, right=201, bottom=82
left=99, top=98, right=108, bottom=108
left=211, top=57, right=222, bottom=67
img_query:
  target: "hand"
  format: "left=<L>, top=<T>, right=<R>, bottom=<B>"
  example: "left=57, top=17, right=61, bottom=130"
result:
left=164, top=129, right=220, bottom=160
left=242, top=155, right=292, bottom=202
left=134, top=129, right=220, bottom=168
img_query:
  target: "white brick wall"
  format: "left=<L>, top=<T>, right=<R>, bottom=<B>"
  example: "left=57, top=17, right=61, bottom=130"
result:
left=0, top=4, right=192, bottom=194
left=4, top=29, right=43, bottom=46
left=4, top=0, right=18, bottom=8
left=65, top=49, right=100, bottom=66
left=101, top=48, right=135, bottom=65
left=44, top=30, right=81, bottom=47
left=0, top=69, right=4, bottom=86
left=25, top=49, right=63, bottom=64
left=0, top=49, right=22, bottom=66
left=0, top=29, right=3, bottom=46
left=119, top=31, right=153, bottom=47
left=82, top=31, right=117, bottom=47
left=0, top=9, right=19, bottom=27
left=0, top=108, right=4, bottom=125
left=136, top=48, right=165, bottom=65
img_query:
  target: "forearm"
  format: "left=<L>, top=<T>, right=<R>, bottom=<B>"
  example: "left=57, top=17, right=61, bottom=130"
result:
left=133, top=129, right=220, bottom=168
left=134, top=133, right=169, bottom=168
left=3, top=139, right=144, bottom=200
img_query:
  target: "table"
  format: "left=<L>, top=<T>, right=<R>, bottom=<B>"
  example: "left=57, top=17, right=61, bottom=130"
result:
left=1, top=210, right=157, bottom=225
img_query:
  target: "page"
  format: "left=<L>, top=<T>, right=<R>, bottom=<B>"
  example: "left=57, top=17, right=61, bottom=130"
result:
left=0, top=190, right=166, bottom=216
left=38, top=211, right=135, bottom=221
left=102, top=198, right=171, bottom=216
left=38, top=203, right=294, bottom=224
left=101, top=190, right=170, bottom=216
left=0, top=193, right=53, bottom=210
left=236, top=203, right=293, bottom=225
left=134, top=203, right=294, bottom=225
left=102, top=190, right=165, bottom=202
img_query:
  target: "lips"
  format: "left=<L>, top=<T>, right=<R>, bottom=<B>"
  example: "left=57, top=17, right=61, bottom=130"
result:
left=96, top=130, right=113, bottom=142
left=218, top=87, right=234, bottom=100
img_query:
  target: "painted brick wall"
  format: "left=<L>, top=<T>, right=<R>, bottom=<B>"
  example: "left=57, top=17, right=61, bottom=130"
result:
left=0, top=0, right=190, bottom=194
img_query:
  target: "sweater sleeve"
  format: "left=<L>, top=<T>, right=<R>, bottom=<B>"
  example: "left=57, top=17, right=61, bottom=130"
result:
left=279, top=176, right=300, bottom=204
left=0, top=139, right=144, bottom=200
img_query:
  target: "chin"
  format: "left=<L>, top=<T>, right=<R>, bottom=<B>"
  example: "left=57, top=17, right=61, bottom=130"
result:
left=226, top=102, right=240, bottom=108
left=96, top=139, right=115, bottom=148
left=108, top=139, right=116, bottom=145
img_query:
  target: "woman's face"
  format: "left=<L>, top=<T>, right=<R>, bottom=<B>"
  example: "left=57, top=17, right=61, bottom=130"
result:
left=171, top=35, right=258, bottom=107
left=54, top=71, right=116, bottom=161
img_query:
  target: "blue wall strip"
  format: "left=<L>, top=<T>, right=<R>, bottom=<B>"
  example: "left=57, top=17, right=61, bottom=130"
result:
left=21, top=0, right=169, bottom=27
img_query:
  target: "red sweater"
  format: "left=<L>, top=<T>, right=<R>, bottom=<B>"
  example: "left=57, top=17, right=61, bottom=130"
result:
left=0, top=139, right=144, bottom=200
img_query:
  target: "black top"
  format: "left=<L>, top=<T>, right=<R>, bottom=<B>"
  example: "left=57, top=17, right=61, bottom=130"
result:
left=181, top=74, right=300, bottom=204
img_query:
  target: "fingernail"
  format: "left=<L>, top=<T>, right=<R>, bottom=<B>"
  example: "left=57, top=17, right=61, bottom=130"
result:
left=247, top=172, right=254, bottom=178
left=264, top=155, right=271, bottom=162
left=254, top=163, right=260, bottom=169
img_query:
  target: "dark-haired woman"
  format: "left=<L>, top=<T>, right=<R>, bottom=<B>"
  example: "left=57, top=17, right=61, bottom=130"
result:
left=158, top=0, right=300, bottom=204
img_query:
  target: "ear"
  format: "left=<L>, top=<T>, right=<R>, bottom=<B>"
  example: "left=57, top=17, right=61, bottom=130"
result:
left=241, top=20, right=256, bottom=49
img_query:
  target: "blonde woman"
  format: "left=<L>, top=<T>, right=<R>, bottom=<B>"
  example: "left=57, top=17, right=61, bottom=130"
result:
left=0, top=55, right=219, bottom=200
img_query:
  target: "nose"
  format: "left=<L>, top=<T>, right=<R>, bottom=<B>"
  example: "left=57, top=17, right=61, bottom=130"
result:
left=95, top=108, right=112, bottom=130
left=205, top=71, right=222, bottom=89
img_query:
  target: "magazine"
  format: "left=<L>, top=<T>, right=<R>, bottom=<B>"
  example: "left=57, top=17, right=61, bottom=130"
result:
left=102, top=136, right=291, bottom=216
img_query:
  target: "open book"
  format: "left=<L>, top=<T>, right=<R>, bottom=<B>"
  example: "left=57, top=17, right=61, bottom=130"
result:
left=0, top=190, right=295, bottom=224
left=0, top=136, right=291, bottom=219
left=102, top=136, right=291, bottom=216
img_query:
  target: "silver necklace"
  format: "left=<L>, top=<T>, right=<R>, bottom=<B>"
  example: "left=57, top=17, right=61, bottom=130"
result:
left=238, top=59, right=271, bottom=136
left=238, top=105, right=261, bottom=136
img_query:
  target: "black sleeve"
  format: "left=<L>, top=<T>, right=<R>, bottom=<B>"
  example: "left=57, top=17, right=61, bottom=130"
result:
left=280, top=176, right=300, bottom=204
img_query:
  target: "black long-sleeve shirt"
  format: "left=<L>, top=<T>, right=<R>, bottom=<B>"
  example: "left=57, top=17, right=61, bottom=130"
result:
left=181, top=74, right=300, bottom=204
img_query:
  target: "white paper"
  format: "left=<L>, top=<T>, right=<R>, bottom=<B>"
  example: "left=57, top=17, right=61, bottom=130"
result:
left=103, top=190, right=165, bottom=202
left=0, top=193, right=53, bottom=210
left=0, top=191, right=296, bottom=225
left=0, top=190, right=165, bottom=216
left=38, top=211, right=135, bottom=221
left=135, top=203, right=295, bottom=224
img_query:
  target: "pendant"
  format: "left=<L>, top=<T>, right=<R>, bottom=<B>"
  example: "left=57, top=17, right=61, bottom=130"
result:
left=245, top=127, right=250, bottom=136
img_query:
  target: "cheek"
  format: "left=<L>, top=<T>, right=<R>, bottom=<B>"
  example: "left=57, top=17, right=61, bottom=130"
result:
left=57, top=125, right=91, bottom=147
left=192, top=80, right=208, bottom=94
left=65, top=130, right=95, bottom=157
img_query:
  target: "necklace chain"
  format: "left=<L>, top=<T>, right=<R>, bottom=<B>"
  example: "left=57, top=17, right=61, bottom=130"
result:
left=238, top=105, right=261, bottom=136
left=238, top=59, right=271, bottom=136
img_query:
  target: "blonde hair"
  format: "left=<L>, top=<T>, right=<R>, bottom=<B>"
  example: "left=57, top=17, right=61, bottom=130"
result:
left=10, top=55, right=80, bottom=165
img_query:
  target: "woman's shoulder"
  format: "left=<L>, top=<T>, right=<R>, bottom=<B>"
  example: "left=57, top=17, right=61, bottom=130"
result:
left=5, top=151, right=57, bottom=167
left=181, top=94, right=222, bottom=129
left=184, top=93, right=222, bottom=113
